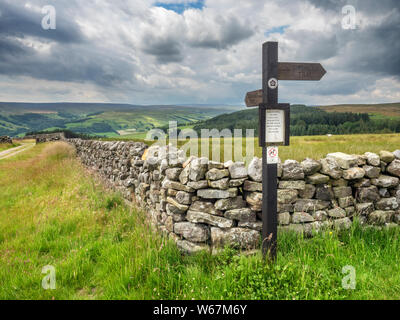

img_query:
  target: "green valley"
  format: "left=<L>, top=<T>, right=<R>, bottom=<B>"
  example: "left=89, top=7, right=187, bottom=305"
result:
left=0, top=102, right=242, bottom=138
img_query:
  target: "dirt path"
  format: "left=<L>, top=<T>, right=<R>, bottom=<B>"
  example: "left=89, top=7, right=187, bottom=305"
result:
left=0, top=143, right=35, bottom=160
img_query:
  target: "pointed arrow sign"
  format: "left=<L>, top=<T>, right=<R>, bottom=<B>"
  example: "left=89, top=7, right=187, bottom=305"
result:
left=245, top=90, right=263, bottom=108
left=245, top=62, right=326, bottom=107
left=245, top=89, right=263, bottom=107
left=278, top=62, right=326, bottom=81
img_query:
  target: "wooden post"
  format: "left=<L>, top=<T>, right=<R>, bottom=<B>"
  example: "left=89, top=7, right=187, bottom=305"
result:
left=261, top=42, right=278, bottom=260
left=245, top=41, right=326, bottom=260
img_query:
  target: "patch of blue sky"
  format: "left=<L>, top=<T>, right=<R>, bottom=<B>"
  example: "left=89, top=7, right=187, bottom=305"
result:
left=265, top=25, right=289, bottom=37
left=154, top=1, right=205, bottom=14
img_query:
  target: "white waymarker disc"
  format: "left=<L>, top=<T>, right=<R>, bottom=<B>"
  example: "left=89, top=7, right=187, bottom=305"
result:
left=268, top=78, right=278, bottom=89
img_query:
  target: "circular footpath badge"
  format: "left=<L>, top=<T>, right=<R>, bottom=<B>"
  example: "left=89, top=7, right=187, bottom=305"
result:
left=268, top=78, right=278, bottom=89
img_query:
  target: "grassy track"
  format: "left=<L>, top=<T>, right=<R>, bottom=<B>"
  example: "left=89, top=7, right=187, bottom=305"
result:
left=1, top=142, right=400, bottom=300
left=0, top=142, right=35, bottom=160
left=0, top=143, right=20, bottom=152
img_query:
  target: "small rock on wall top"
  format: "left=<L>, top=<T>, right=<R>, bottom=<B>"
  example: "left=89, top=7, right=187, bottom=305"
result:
left=282, top=160, right=304, bottom=180
left=229, top=162, right=248, bottom=179
left=387, top=160, right=400, bottom=177
left=326, top=152, right=358, bottom=169
left=301, top=158, right=322, bottom=176
left=379, top=151, right=395, bottom=163
left=248, top=157, right=262, bottom=182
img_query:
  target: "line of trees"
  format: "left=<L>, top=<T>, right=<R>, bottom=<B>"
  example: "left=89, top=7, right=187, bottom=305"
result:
left=192, top=105, right=400, bottom=136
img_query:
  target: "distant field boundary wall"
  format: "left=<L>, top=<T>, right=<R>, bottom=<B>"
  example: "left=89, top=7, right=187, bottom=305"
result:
left=67, top=138, right=400, bottom=254
left=0, top=136, right=13, bottom=144
left=25, top=132, right=66, bottom=143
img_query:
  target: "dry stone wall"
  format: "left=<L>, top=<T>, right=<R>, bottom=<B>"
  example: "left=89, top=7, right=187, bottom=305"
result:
left=26, top=132, right=66, bottom=143
left=0, top=136, right=12, bottom=144
left=68, top=138, right=400, bottom=254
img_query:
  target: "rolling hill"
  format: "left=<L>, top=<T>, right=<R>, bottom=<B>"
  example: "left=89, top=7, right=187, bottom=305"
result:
left=318, top=102, right=400, bottom=118
left=0, top=102, right=243, bottom=137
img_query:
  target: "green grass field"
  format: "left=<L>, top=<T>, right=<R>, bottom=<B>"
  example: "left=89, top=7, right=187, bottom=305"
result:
left=277, top=133, right=400, bottom=161
left=1, top=141, right=400, bottom=300
left=101, top=133, right=400, bottom=163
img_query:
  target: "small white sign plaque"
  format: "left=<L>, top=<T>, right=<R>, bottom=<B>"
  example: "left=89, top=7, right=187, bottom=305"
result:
left=267, top=146, right=279, bottom=164
left=266, top=109, right=285, bottom=144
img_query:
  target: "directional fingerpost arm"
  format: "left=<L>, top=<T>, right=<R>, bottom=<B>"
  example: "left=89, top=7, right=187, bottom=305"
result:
left=245, top=62, right=326, bottom=107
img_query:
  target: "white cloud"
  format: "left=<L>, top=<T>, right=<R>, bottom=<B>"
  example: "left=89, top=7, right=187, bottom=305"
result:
left=0, top=0, right=399, bottom=105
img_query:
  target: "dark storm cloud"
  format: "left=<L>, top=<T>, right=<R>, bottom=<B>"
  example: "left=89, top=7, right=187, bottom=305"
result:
left=188, top=16, right=254, bottom=50
left=0, top=1, right=83, bottom=43
left=0, top=1, right=136, bottom=87
left=0, top=39, right=135, bottom=87
left=332, top=10, right=400, bottom=80
left=142, top=37, right=183, bottom=63
left=307, top=0, right=400, bottom=13
left=307, top=0, right=351, bottom=11
left=0, top=37, right=26, bottom=56
left=141, top=12, right=254, bottom=63
left=300, top=0, right=400, bottom=81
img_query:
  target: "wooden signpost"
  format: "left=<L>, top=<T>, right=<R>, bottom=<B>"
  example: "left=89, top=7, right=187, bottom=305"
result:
left=245, top=41, right=326, bottom=260
left=245, top=63, right=326, bottom=107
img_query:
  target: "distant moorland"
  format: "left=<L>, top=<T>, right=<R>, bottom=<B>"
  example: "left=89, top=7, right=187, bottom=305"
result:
left=191, top=103, right=400, bottom=136
left=319, top=102, right=400, bottom=118
left=1, top=102, right=400, bottom=138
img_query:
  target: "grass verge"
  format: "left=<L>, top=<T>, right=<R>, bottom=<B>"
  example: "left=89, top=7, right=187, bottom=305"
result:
left=0, top=142, right=400, bottom=299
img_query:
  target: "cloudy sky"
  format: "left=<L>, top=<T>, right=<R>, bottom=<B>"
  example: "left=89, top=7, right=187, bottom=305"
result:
left=0, top=0, right=399, bottom=105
